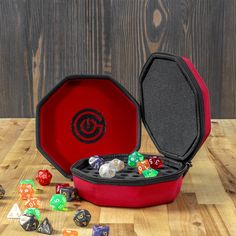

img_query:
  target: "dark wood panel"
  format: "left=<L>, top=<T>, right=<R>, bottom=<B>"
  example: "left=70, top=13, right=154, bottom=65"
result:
left=0, top=0, right=235, bottom=118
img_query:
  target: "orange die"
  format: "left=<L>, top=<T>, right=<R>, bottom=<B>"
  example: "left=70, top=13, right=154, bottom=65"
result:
left=137, top=160, right=150, bottom=174
left=62, top=229, right=78, bottom=236
left=18, top=184, right=34, bottom=200
left=25, top=198, right=41, bottom=208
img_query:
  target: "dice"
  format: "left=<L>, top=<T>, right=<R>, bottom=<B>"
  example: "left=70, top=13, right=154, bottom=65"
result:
left=36, top=169, right=52, bottom=186
left=137, top=160, right=150, bottom=174
left=24, top=208, right=41, bottom=220
left=147, top=156, right=164, bottom=169
left=50, top=194, right=67, bottom=211
left=92, top=225, right=110, bottom=236
left=60, top=186, right=79, bottom=202
left=56, top=183, right=70, bottom=194
left=0, top=185, right=5, bottom=199
left=99, top=163, right=116, bottom=178
left=73, top=209, right=91, bottom=227
left=128, top=151, right=144, bottom=167
left=142, top=168, right=158, bottom=178
left=62, top=229, right=78, bottom=236
left=36, top=217, right=53, bottom=235
left=18, top=184, right=34, bottom=200
left=89, top=155, right=105, bottom=170
left=25, top=198, right=41, bottom=208
left=20, top=179, right=36, bottom=190
left=109, top=159, right=125, bottom=172
left=20, top=214, right=39, bottom=231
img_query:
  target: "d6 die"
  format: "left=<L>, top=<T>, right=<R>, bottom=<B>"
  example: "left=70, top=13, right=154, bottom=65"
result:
left=89, top=155, right=105, bottom=170
left=60, top=186, right=79, bottom=202
left=73, top=209, right=91, bottom=227
left=20, top=213, right=39, bottom=231
left=137, top=160, right=150, bottom=174
left=128, top=151, right=144, bottom=167
left=92, top=225, right=110, bottom=236
left=36, top=169, right=52, bottom=186
left=147, top=156, right=164, bottom=169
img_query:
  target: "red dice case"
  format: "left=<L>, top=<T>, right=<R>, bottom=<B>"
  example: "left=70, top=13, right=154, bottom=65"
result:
left=36, top=52, right=211, bottom=208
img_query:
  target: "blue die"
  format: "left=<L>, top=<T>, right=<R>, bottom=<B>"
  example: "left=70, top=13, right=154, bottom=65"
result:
left=88, top=155, right=105, bottom=170
left=92, top=225, right=109, bottom=236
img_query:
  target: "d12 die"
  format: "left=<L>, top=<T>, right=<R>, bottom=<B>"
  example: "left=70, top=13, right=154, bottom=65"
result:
left=18, top=184, right=34, bottom=200
left=0, top=185, right=5, bottom=199
left=92, top=225, right=110, bottom=236
left=137, top=160, right=150, bottom=174
left=37, top=217, right=53, bottom=235
left=55, top=183, right=70, bottom=194
left=25, top=198, right=41, bottom=208
left=20, top=213, right=39, bottom=231
left=147, top=156, right=164, bottom=169
left=142, top=168, right=159, bottom=178
left=36, top=169, right=52, bottom=186
left=128, top=151, right=144, bottom=167
left=89, top=155, right=105, bottom=170
left=50, top=194, right=67, bottom=211
left=73, top=209, right=91, bottom=227
left=60, top=186, right=79, bottom=202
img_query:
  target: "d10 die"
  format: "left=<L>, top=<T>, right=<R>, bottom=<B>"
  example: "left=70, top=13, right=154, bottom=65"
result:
left=73, top=209, right=91, bottom=227
left=128, top=151, right=144, bottom=167
left=0, top=185, right=5, bottom=199
left=92, top=225, right=110, bottom=236
left=89, top=155, right=105, bottom=170
left=147, top=156, right=164, bottom=169
left=25, top=198, right=41, bottom=208
left=18, top=184, right=34, bottom=200
left=50, top=194, right=67, bottom=211
left=55, top=183, right=70, bottom=194
left=20, top=213, right=39, bottom=231
left=142, top=168, right=159, bottom=178
left=36, top=169, right=52, bottom=186
left=137, top=160, right=150, bottom=174
left=60, top=186, right=79, bottom=202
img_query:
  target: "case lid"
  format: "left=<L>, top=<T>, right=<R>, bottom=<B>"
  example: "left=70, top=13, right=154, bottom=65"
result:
left=36, top=75, right=141, bottom=178
left=140, top=53, right=209, bottom=163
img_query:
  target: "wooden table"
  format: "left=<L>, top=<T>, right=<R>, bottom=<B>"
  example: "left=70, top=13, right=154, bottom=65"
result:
left=0, top=119, right=235, bottom=236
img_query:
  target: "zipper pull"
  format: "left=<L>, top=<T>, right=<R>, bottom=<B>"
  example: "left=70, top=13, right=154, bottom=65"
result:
left=183, top=162, right=192, bottom=177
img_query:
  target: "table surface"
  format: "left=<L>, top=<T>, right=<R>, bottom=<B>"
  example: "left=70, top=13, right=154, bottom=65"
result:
left=0, top=119, right=235, bottom=236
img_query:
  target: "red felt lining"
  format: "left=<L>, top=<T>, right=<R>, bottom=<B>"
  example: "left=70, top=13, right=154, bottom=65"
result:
left=38, top=77, right=140, bottom=175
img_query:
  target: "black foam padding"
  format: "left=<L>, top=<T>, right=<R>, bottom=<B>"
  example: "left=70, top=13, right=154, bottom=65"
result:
left=141, top=58, right=199, bottom=160
left=72, top=154, right=184, bottom=185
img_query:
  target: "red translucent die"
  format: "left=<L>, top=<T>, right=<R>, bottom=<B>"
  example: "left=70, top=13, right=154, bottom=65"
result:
left=18, top=184, right=34, bottom=200
left=137, top=160, right=150, bottom=174
left=56, top=183, right=70, bottom=194
left=25, top=198, right=41, bottom=208
left=147, top=156, right=164, bottom=169
left=36, top=169, right=52, bottom=186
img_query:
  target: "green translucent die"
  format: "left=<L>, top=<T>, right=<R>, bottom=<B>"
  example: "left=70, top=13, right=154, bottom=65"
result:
left=50, top=194, right=67, bottom=211
left=24, top=208, right=41, bottom=219
left=20, top=179, right=36, bottom=190
left=142, top=168, right=158, bottom=178
left=128, top=151, right=144, bottom=167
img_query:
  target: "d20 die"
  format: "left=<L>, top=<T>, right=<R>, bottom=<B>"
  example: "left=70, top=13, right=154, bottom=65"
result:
left=20, top=214, right=39, bottom=231
left=147, top=156, right=164, bottom=169
left=60, top=187, right=79, bottom=202
left=109, top=159, right=125, bottom=172
left=128, top=151, right=144, bottom=167
left=36, top=169, right=52, bottom=186
left=89, top=155, right=105, bottom=170
left=73, top=209, right=91, bottom=227
left=137, top=160, right=150, bottom=174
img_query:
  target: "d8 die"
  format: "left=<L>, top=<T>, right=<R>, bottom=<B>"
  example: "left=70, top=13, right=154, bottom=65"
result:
left=36, top=169, right=52, bottom=186
left=147, top=156, right=164, bottom=169
left=0, top=185, right=5, bottom=199
left=18, top=184, right=34, bottom=200
left=50, top=194, right=67, bottom=211
left=73, top=209, right=91, bottom=227
left=128, top=151, right=144, bottom=167
left=137, top=160, right=150, bottom=174
left=92, top=225, right=110, bottom=236
left=20, top=213, right=39, bottom=231
left=89, top=155, right=105, bottom=170
left=60, top=186, right=79, bottom=202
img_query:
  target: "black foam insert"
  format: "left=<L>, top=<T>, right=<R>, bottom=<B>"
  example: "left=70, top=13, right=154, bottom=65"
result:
left=141, top=58, right=200, bottom=161
left=72, top=154, right=185, bottom=185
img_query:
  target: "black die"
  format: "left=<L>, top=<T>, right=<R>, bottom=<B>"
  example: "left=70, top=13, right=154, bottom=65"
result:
left=73, top=209, right=91, bottom=227
left=60, top=187, right=79, bottom=202
left=20, top=214, right=39, bottom=231
left=0, top=185, right=5, bottom=199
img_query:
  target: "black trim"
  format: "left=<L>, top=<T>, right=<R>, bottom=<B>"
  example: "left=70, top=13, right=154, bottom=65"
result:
left=139, top=52, right=205, bottom=164
left=36, top=74, right=141, bottom=179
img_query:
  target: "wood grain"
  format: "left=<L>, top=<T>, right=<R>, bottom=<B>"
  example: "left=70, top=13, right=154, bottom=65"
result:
left=0, top=119, right=235, bottom=236
left=0, top=0, right=235, bottom=118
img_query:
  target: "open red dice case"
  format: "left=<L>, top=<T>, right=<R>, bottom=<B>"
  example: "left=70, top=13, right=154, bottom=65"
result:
left=36, top=52, right=211, bottom=208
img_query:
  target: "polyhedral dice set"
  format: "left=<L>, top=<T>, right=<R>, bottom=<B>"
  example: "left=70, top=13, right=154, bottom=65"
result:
left=36, top=52, right=211, bottom=208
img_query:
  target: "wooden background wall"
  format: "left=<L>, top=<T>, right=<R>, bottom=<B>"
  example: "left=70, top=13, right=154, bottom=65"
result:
left=0, top=0, right=235, bottom=118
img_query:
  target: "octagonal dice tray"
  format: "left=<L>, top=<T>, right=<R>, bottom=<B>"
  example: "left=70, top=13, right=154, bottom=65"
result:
left=36, top=52, right=211, bottom=208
